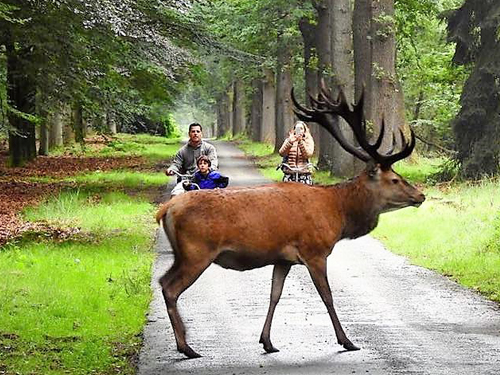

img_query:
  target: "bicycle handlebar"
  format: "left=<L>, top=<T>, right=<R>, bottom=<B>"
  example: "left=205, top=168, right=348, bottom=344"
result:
left=278, top=163, right=317, bottom=172
left=170, top=170, right=194, bottom=179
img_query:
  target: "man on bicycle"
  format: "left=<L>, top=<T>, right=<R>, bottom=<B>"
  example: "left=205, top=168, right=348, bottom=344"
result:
left=166, top=123, right=218, bottom=196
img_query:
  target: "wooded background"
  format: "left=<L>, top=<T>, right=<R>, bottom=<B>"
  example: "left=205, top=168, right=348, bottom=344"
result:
left=2, top=0, right=499, bottom=179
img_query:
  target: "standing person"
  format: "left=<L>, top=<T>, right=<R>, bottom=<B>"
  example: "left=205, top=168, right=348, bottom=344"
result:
left=279, top=121, right=315, bottom=185
left=182, top=155, right=229, bottom=191
left=166, top=123, right=218, bottom=196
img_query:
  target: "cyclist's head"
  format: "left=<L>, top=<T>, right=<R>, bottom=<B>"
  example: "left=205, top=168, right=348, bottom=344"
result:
left=188, top=123, right=203, bottom=144
left=189, top=123, right=203, bottom=132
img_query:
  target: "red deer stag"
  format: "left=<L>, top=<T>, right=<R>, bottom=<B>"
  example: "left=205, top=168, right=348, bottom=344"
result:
left=156, top=85, right=425, bottom=359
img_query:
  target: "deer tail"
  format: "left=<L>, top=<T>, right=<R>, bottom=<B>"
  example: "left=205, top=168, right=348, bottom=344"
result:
left=156, top=201, right=172, bottom=224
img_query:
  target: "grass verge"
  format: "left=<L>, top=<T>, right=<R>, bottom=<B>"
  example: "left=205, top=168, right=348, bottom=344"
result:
left=0, top=190, right=156, bottom=374
left=373, top=179, right=500, bottom=303
left=0, top=133, right=178, bottom=374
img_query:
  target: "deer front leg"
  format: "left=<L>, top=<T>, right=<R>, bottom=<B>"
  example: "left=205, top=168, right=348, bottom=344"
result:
left=160, top=256, right=213, bottom=359
left=306, top=258, right=360, bottom=351
left=259, top=263, right=291, bottom=353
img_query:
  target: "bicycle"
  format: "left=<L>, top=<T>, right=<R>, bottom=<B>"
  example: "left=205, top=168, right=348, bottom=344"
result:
left=277, top=162, right=317, bottom=184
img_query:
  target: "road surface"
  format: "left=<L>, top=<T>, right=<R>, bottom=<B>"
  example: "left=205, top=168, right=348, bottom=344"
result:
left=139, top=140, right=500, bottom=375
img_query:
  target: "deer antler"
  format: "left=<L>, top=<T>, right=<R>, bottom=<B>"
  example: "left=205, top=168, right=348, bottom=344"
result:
left=291, top=88, right=371, bottom=162
left=292, top=81, right=415, bottom=167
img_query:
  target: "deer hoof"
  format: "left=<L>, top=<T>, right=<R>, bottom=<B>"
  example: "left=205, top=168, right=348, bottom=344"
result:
left=342, top=340, right=360, bottom=351
left=180, top=345, right=202, bottom=359
left=259, top=338, right=280, bottom=353
left=263, top=344, right=280, bottom=353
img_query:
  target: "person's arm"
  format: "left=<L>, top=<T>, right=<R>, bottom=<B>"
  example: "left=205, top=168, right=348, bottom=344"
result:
left=212, top=172, right=229, bottom=188
left=279, top=138, right=294, bottom=156
left=279, top=130, right=298, bottom=156
left=167, top=148, right=184, bottom=175
left=298, top=138, right=314, bottom=158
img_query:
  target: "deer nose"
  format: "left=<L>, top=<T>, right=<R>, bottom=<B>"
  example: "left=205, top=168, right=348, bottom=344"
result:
left=412, top=193, right=425, bottom=206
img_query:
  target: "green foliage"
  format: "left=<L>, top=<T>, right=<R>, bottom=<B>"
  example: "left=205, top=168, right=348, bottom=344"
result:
left=395, top=0, right=467, bottom=150
left=185, top=0, right=309, bottom=116
left=164, top=113, right=181, bottom=138
left=1, top=0, right=198, bottom=138
left=427, top=157, right=460, bottom=182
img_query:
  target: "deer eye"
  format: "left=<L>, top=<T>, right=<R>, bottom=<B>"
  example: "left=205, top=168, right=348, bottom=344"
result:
left=391, top=178, right=399, bottom=184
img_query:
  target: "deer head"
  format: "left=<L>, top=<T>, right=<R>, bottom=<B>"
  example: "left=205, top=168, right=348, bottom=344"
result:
left=292, top=83, right=425, bottom=212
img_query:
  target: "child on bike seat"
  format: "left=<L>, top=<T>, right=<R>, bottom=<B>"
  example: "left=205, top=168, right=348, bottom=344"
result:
left=183, top=155, right=229, bottom=191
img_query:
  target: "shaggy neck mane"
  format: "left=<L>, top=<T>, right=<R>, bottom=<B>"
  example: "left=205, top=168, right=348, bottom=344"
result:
left=331, top=175, right=381, bottom=239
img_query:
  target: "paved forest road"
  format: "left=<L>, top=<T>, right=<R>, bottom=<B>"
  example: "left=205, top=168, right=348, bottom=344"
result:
left=138, top=140, right=500, bottom=375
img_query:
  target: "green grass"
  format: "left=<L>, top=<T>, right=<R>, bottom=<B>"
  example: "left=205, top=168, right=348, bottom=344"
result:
left=374, top=180, right=500, bottom=302
left=235, top=138, right=275, bottom=158
left=64, top=171, right=166, bottom=190
left=1, top=190, right=155, bottom=374
left=0, top=132, right=173, bottom=374
left=98, top=138, right=180, bottom=162
left=28, top=171, right=168, bottom=194
left=392, top=155, right=445, bottom=184
left=50, top=133, right=181, bottom=163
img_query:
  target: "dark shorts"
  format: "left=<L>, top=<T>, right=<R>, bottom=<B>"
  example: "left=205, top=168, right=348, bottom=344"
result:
left=282, top=173, right=313, bottom=185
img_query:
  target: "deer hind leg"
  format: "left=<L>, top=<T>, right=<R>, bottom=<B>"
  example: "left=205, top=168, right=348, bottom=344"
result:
left=159, top=252, right=214, bottom=359
left=305, top=258, right=360, bottom=351
left=259, top=263, right=291, bottom=353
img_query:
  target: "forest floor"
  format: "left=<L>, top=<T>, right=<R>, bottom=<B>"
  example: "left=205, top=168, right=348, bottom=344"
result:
left=0, top=136, right=154, bottom=246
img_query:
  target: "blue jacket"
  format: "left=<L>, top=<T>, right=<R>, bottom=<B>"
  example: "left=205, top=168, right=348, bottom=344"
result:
left=186, top=171, right=229, bottom=190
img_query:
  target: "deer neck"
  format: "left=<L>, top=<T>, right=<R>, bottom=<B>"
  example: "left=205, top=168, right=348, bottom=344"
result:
left=335, top=176, right=381, bottom=239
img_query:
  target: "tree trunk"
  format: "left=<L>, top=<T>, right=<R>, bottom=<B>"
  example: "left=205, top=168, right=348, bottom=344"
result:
left=49, top=109, right=63, bottom=149
left=37, top=90, right=49, bottom=156
left=62, top=105, right=75, bottom=146
left=107, top=111, right=117, bottom=134
left=274, top=30, right=295, bottom=153
left=73, top=103, right=85, bottom=144
left=216, top=96, right=225, bottom=138
left=232, top=80, right=246, bottom=136
left=353, top=0, right=406, bottom=154
left=314, top=0, right=336, bottom=170
left=261, top=68, right=276, bottom=144
left=453, top=25, right=500, bottom=178
left=329, top=0, right=359, bottom=177
left=299, top=16, right=320, bottom=155
left=250, top=78, right=263, bottom=142
left=39, top=120, right=49, bottom=156
left=227, top=83, right=234, bottom=137
left=370, top=0, right=403, bottom=151
left=353, top=0, right=372, bottom=107
left=216, top=89, right=231, bottom=138
left=6, top=32, right=37, bottom=166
